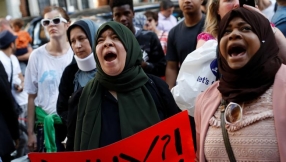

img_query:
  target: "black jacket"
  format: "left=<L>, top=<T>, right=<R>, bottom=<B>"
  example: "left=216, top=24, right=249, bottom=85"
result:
left=135, top=29, right=166, bottom=77
left=0, top=61, right=19, bottom=156
left=66, top=74, right=180, bottom=151
left=57, top=59, right=78, bottom=125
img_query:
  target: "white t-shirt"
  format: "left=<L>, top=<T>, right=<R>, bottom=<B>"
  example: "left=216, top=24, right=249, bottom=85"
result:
left=0, top=51, right=28, bottom=106
left=262, top=0, right=276, bottom=21
left=24, top=44, right=73, bottom=115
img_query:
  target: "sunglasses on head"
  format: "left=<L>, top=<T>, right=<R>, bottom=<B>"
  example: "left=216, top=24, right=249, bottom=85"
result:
left=224, top=102, right=243, bottom=125
left=41, top=17, right=67, bottom=27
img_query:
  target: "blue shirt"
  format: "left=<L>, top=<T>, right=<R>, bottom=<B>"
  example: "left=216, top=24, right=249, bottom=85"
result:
left=272, top=5, right=286, bottom=37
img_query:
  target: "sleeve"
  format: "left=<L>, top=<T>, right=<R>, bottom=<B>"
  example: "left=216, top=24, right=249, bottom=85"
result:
left=146, top=32, right=166, bottom=77
left=0, top=62, right=19, bottom=140
left=197, top=32, right=215, bottom=41
left=165, top=28, right=178, bottom=61
left=276, top=23, right=286, bottom=37
left=24, top=50, right=38, bottom=94
left=11, top=55, right=22, bottom=85
left=57, top=64, right=77, bottom=125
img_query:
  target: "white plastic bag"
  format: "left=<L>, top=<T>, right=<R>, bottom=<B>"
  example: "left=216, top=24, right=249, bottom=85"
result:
left=171, top=40, right=218, bottom=116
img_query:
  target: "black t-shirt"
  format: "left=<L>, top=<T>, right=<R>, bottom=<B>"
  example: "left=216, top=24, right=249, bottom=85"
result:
left=166, top=15, right=205, bottom=65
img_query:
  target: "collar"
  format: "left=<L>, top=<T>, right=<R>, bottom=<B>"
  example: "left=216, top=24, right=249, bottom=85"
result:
left=74, top=53, right=96, bottom=71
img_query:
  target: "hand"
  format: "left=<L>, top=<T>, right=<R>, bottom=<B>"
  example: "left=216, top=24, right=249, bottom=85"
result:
left=14, top=139, right=19, bottom=149
left=14, top=84, right=23, bottom=92
left=27, top=133, right=37, bottom=152
left=141, top=61, right=147, bottom=68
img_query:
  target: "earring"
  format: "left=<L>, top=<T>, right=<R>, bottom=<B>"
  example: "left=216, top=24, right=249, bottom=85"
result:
left=262, top=40, right=265, bottom=43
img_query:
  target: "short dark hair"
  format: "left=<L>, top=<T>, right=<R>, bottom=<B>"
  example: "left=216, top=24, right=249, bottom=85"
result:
left=11, top=18, right=24, bottom=29
left=276, top=0, right=286, bottom=5
left=160, top=0, right=174, bottom=10
left=144, top=11, right=158, bottom=22
left=202, top=0, right=208, bottom=6
left=0, top=43, right=12, bottom=50
left=109, top=0, right=134, bottom=11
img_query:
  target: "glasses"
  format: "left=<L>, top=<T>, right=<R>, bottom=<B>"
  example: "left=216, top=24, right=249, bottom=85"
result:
left=224, top=102, right=243, bottom=125
left=147, top=18, right=153, bottom=22
left=41, top=17, right=67, bottom=27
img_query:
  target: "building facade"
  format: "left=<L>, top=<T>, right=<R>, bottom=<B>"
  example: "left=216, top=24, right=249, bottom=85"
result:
left=0, top=0, right=158, bottom=19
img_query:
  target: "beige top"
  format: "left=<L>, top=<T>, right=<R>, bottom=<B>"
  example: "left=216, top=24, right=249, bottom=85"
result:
left=204, top=86, right=280, bottom=161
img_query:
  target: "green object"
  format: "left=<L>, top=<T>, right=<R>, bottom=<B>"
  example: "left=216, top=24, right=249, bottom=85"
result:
left=74, top=21, right=160, bottom=150
left=35, top=106, right=62, bottom=152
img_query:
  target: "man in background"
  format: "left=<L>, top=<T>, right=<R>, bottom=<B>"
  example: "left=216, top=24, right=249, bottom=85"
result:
left=157, top=0, right=177, bottom=32
left=109, top=0, right=166, bottom=77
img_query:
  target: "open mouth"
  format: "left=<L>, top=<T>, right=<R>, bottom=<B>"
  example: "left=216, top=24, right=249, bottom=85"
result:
left=104, top=52, right=117, bottom=62
left=228, top=45, right=246, bottom=57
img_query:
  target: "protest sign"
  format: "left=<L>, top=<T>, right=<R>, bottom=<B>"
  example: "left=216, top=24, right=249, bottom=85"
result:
left=28, top=110, right=195, bottom=162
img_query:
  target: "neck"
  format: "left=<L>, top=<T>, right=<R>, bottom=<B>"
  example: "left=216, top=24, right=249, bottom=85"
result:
left=183, top=11, right=202, bottom=27
left=130, top=26, right=136, bottom=35
left=154, top=28, right=161, bottom=35
left=46, top=37, right=70, bottom=56
left=1, top=49, right=12, bottom=57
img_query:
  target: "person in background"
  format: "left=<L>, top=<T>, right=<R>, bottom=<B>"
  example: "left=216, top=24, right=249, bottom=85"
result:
left=133, top=13, right=147, bottom=29
left=144, top=11, right=168, bottom=55
left=195, top=8, right=285, bottom=161
left=165, top=0, right=205, bottom=90
left=157, top=0, right=177, bottom=32
left=24, top=6, right=73, bottom=152
left=201, top=0, right=208, bottom=14
left=109, top=0, right=166, bottom=78
left=0, top=30, right=28, bottom=158
left=257, top=0, right=276, bottom=21
left=165, top=0, right=205, bottom=151
left=11, top=18, right=32, bottom=75
left=57, top=19, right=98, bottom=151
left=196, top=0, right=286, bottom=63
left=0, top=19, right=32, bottom=76
left=272, top=0, right=286, bottom=37
left=0, top=33, right=20, bottom=162
left=74, top=21, right=179, bottom=151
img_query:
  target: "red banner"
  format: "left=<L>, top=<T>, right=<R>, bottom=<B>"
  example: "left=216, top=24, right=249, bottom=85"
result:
left=28, top=111, right=195, bottom=162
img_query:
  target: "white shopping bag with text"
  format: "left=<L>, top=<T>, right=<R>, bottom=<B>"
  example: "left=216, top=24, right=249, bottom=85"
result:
left=171, top=40, right=218, bottom=116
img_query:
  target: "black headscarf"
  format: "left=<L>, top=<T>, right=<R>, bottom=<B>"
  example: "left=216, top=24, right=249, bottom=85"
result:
left=217, top=8, right=281, bottom=103
left=74, top=21, right=160, bottom=150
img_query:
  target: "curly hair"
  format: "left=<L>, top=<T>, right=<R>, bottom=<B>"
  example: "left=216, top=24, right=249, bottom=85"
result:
left=109, top=0, right=134, bottom=11
left=11, top=18, right=24, bottom=29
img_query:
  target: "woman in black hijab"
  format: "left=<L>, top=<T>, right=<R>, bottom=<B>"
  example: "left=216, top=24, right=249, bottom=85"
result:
left=195, top=8, right=285, bottom=161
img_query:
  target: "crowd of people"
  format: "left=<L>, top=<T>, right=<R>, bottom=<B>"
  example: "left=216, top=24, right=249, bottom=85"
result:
left=0, top=0, right=286, bottom=161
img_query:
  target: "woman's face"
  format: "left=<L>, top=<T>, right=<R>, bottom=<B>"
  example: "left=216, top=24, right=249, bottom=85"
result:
left=70, top=26, right=92, bottom=59
left=218, top=0, right=239, bottom=19
left=144, top=17, right=157, bottom=31
left=43, top=10, right=69, bottom=38
left=219, top=17, right=260, bottom=70
left=96, top=28, right=126, bottom=76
